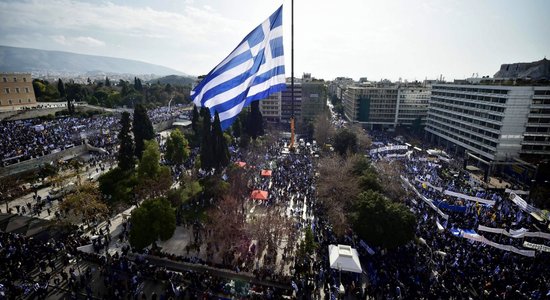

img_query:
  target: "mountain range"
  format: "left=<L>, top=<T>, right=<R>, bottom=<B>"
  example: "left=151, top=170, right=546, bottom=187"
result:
left=0, top=45, right=187, bottom=77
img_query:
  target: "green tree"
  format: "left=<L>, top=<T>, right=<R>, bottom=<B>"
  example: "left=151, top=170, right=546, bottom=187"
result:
left=138, top=140, right=161, bottom=180
left=117, top=112, right=135, bottom=171
left=333, top=128, right=357, bottom=156
left=134, top=77, right=143, bottom=91
left=135, top=140, right=172, bottom=200
left=232, top=117, right=242, bottom=138
left=133, top=104, right=155, bottom=158
left=182, top=180, right=203, bottom=202
left=98, top=167, right=137, bottom=204
left=298, top=227, right=317, bottom=259
left=191, top=105, right=200, bottom=134
left=352, top=190, right=416, bottom=249
left=105, top=77, right=111, bottom=87
left=212, top=112, right=230, bottom=170
left=200, top=107, right=214, bottom=171
left=165, top=128, right=190, bottom=165
left=65, top=83, right=86, bottom=103
left=200, top=176, right=229, bottom=200
left=246, top=101, right=264, bottom=139
left=32, top=80, right=43, bottom=99
left=57, top=78, right=66, bottom=98
left=129, top=198, right=176, bottom=249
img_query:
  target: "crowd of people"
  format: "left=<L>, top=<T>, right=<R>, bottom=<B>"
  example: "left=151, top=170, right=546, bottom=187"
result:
left=0, top=105, right=189, bottom=167
left=354, top=133, right=550, bottom=299
left=3, top=100, right=550, bottom=299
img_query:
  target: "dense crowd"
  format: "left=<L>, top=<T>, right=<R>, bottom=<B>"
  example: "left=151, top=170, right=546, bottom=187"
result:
left=356, top=135, right=550, bottom=299
left=0, top=105, right=189, bottom=167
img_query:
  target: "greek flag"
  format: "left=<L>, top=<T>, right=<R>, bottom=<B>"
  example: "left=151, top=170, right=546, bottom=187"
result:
left=191, top=6, right=286, bottom=130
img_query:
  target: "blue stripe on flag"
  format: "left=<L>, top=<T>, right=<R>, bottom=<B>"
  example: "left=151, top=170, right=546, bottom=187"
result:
left=219, top=83, right=286, bottom=130
left=269, top=7, right=283, bottom=28
left=209, top=50, right=253, bottom=80
left=252, top=66, right=285, bottom=85
left=245, top=25, right=265, bottom=48
left=270, top=37, right=284, bottom=57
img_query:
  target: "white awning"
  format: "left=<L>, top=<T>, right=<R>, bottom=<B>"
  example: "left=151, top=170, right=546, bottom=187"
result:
left=329, top=244, right=362, bottom=273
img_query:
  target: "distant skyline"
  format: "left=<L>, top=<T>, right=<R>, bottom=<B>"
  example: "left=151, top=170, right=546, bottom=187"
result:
left=1, top=0, right=549, bottom=81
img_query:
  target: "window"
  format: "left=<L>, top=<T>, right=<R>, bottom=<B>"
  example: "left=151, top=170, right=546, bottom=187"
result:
left=23, top=77, right=27, bottom=83
left=8, top=100, right=12, bottom=105
left=13, top=77, right=17, bottom=82
left=25, top=88, right=29, bottom=93
left=15, top=88, right=20, bottom=93
left=28, top=98, right=31, bottom=103
left=2, top=77, right=6, bottom=82
left=18, top=99, right=22, bottom=104
left=4, top=88, right=9, bottom=94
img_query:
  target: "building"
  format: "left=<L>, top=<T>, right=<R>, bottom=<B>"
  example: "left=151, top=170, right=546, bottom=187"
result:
left=328, top=77, right=354, bottom=101
left=342, top=82, right=431, bottom=129
left=281, top=82, right=302, bottom=123
left=396, top=86, right=431, bottom=126
left=301, top=82, right=327, bottom=122
left=425, top=83, right=550, bottom=164
left=0, top=73, right=36, bottom=107
left=258, top=74, right=326, bottom=124
left=259, top=92, right=281, bottom=122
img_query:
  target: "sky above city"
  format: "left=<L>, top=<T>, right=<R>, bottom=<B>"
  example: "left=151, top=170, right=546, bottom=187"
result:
left=1, top=0, right=549, bottom=81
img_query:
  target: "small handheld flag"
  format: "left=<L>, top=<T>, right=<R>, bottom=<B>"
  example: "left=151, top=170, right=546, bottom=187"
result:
left=191, top=6, right=286, bottom=130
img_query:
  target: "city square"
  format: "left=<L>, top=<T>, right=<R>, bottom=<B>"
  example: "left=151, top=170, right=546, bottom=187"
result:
left=1, top=1, right=550, bottom=299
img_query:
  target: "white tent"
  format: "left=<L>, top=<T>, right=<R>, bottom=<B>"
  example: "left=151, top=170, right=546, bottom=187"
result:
left=329, top=244, right=362, bottom=273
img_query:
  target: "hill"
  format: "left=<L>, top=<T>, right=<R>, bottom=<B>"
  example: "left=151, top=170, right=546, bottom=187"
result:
left=0, top=45, right=186, bottom=77
left=494, top=58, right=550, bottom=80
left=149, top=75, right=196, bottom=86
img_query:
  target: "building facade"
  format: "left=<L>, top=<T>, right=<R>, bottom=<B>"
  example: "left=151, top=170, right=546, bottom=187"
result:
left=396, top=86, right=431, bottom=126
left=0, top=73, right=36, bottom=107
left=259, top=92, right=281, bottom=122
left=281, top=82, right=302, bottom=123
left=343, top=83, right=431, bottom=129
left=301, top=82, right=327, bottom=122
left=425, top=83, right=550, bottom=162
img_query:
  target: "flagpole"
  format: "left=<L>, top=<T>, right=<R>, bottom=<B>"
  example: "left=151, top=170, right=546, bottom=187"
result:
left=290, top=0, right=295, bottom=149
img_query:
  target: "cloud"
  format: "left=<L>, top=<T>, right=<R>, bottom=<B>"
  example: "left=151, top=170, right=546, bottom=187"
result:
left=51, top=35, right=105, bottom=47
left=0, top=0, right=242, bottom=45
left=0, top=0, right=246, bottom=75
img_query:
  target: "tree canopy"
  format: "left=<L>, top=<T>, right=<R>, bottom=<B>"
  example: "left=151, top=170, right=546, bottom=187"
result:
left=351, top=190, right=416, bottom=249
left=246, top=101, right=264, bottom=139
left=212, top=112, right=230, bottom=171
left=129, top=197, right=176, bottom=249
left=333, top=128, right=358, bottom=156
left=59, top=183, right=109, bottom=224
left=98, top=167, right=137, bottom=204
left=136, top=140, right=172, bottom=200
left=133, top=104, right=155, bottom=159
left=117, top=112, right=135, bottom=171
left=165, top=128, right=190, bottom=165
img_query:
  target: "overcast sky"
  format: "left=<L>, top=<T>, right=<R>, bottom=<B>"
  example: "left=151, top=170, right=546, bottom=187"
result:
left=1, top=0, right=549, bottom=81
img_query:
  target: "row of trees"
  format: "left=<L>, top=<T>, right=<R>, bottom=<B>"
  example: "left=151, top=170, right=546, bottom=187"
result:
left=33, top=77, right=191, bottom=108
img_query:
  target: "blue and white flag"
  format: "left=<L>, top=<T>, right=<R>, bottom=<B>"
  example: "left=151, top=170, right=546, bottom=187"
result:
left=191, top=6, right=286, bottom=130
